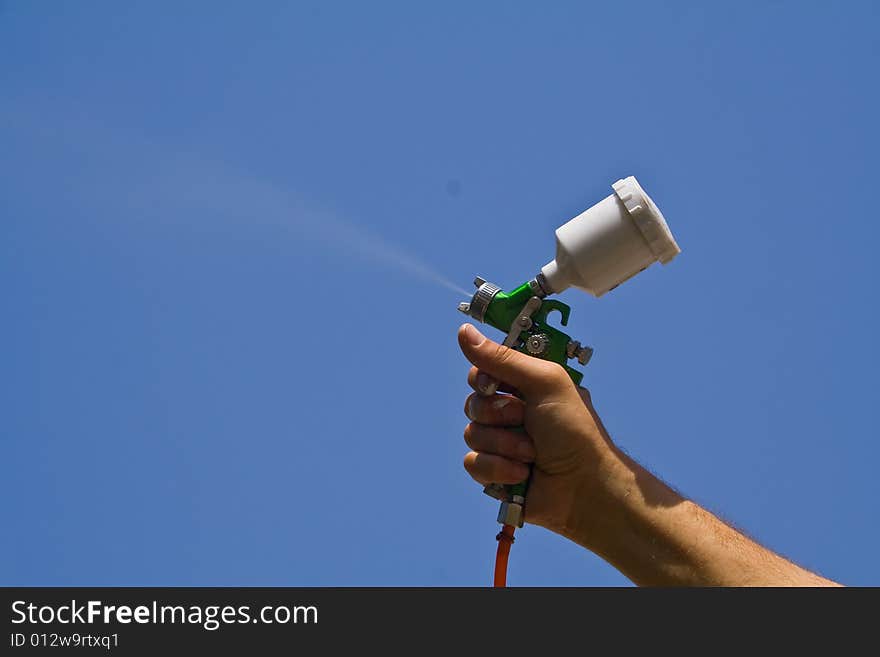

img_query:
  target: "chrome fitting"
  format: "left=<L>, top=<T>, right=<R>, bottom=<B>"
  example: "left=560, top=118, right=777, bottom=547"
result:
left=497, top=501, right=524, bottom=528
left=459, top=277, right=501, bottom=323
left=532, top=272, right=552, bottom=297
left=483, top=483, right=508, bottom=502
left=566, top=340, right=594, bottom=366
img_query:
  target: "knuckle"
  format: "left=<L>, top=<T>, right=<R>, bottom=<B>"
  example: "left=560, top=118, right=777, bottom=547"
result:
left=491, top=343, right=515, bottom=366
left=463, top=423, right=477, bottom=449
left=464, top=394, right=477, bottom=421
left=466, top=371, right=478, bottom=390
left=492, top=395, right=522, bottom=421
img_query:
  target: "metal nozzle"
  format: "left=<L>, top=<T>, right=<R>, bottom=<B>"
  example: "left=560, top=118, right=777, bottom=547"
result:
left=459, top=277, right=501, bottom=323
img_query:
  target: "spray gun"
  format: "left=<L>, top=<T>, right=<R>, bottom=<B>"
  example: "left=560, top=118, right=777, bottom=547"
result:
left=457, top=176, right=681, bottom=585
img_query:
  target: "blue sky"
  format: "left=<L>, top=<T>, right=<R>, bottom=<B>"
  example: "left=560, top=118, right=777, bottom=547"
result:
left=2, top=1, right=878, bottom=586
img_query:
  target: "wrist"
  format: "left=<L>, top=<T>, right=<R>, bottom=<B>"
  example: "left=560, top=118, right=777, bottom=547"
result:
left=559, top=444, right=682, bottom=557
left=553, top=443, right=634, bottom=549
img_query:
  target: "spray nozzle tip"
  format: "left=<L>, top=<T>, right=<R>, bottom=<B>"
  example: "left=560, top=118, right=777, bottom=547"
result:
left=458, top=302, right=471, bottom=314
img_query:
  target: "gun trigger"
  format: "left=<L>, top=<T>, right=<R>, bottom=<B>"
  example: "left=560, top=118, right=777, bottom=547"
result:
left=502, top=296, right=543, bottom=348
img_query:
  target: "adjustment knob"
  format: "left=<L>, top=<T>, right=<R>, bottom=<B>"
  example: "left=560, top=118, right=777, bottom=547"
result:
left=525, top=333, right=550, bottom=356
left=566, top=340, right=594, bottom=365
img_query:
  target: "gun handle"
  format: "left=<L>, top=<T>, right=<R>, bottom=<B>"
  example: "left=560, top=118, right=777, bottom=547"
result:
left=482, top=426, right=530, bottom=528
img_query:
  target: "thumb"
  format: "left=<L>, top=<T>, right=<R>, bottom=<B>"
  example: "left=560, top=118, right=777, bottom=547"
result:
left=458, top=324, right=563, bottom=398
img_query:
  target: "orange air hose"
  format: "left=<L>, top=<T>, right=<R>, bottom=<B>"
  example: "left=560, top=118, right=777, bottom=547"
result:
left=493, top=524, right=516, bottom=587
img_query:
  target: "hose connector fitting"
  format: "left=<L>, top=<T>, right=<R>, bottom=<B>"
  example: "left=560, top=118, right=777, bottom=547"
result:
left=497, top=499, right=524, bottom=528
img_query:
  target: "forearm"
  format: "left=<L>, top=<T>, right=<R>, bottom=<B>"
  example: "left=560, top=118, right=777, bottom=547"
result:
left=455, top=326, right=839, bottom=586
left=562, top=448, right=839, bottom=587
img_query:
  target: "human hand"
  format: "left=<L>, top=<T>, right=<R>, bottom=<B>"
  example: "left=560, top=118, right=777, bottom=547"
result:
left=458, top=323, right=620, bottom=544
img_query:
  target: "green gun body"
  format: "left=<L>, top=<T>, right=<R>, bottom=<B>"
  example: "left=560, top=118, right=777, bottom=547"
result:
left=458, top=276, right=592, bottom=527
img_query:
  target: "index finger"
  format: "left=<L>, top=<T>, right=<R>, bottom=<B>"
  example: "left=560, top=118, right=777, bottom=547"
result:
left=467, top=366, right=521, bottom=397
